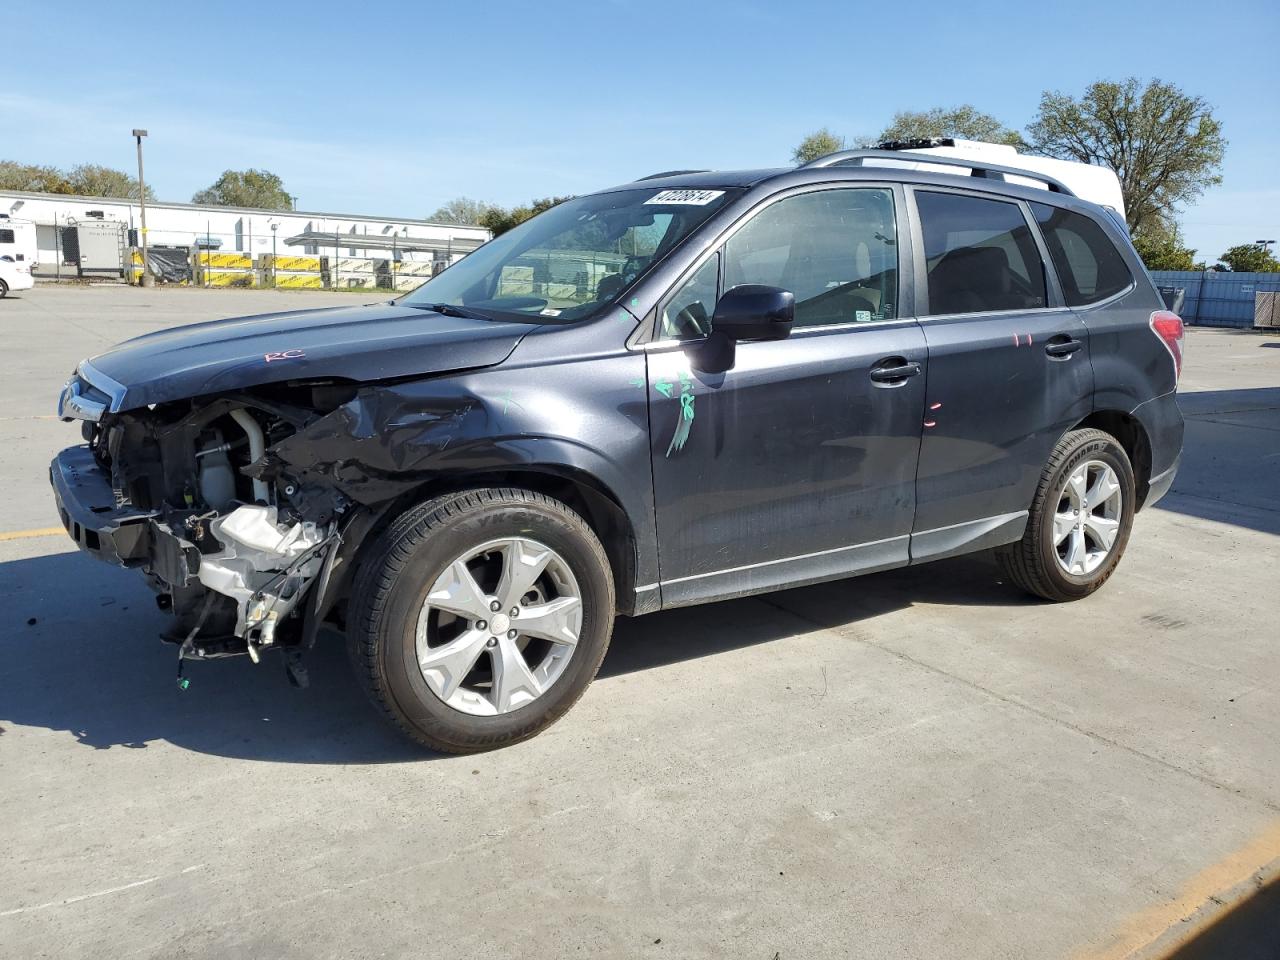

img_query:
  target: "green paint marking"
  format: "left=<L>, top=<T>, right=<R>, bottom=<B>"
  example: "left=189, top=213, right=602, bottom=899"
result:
left=628, top=377, right=645, bottom=388
left=665, top=373, right=696, bottom=457
left=653, top=379, right=674, bottom=399
left=630, top=297, right=640, bottom=307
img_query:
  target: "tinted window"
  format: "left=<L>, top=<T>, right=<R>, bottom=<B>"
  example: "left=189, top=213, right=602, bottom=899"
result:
left=0, top=229, right=14, bottom=244
left=916, top=191, right=1046, bottom=315
left=1032, top=202, right=1132, bottom=306
left=723, top=188, right=898, bottom=328
left=662, top=253, right=719, bottom=339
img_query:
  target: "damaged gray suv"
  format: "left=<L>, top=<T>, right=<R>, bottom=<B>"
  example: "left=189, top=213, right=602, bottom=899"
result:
left=51, top=147, right=1185, bottom=753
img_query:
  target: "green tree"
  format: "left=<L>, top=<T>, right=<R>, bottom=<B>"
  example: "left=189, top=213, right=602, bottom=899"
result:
left=429, top=197, right=497, bottom=225
left=0, top=160, right=73, bottom=194
left=1028, top=78, right=1226, bottom=236
left=192, top=169, right=293, bottom=209
left=1217, top=244, right=1280, bottom=273
left=66, top=163, right=154, bottom=200
left=878, top=105, right=1023, bottom=147
left=1132, top=226, right=1201, bottom=272
left=791, top=128, right=846, bottom=165
left=478, top=196, right=574, bottom=236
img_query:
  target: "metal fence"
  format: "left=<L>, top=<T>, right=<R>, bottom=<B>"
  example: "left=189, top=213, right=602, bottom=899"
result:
left=1148, top=271, right=1280, bottom=328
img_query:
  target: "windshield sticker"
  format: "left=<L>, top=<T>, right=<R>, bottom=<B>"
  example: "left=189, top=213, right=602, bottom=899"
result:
left=645, top=189, right=725, bottom=206
left=539, top=307, right=562, bottom=317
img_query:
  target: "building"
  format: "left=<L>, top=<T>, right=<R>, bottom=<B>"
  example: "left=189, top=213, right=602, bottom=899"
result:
left=0, top=190, right=490, bottom=289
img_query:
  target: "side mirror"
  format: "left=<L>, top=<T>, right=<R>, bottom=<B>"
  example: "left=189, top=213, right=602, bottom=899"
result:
left=712, top=284, right=794, bottom=342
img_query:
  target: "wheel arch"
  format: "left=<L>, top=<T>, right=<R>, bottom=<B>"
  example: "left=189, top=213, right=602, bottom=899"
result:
left=334, top=463, right=642, bottom=620
left=1071, top=410, right=1153, bottom=509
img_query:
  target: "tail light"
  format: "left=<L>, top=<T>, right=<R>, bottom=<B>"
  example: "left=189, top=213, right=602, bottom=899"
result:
left=1149, top=310, right=1184, bottom=381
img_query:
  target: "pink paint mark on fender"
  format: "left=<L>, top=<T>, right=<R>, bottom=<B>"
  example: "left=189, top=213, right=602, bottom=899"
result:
left=929, top=402, right=942, bottom=411
left=923, top=420, right=937, bottom=428
left=264, top=349, right=306, bottom=363
left=1012, top=334, right=1020, bottom=347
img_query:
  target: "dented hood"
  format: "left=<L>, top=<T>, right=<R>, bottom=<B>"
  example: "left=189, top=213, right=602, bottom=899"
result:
left=82, top=302, right=536, bottom=411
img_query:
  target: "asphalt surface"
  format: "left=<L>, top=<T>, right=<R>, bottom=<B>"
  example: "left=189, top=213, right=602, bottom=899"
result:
left=2, top=284, right=1278, bottom=959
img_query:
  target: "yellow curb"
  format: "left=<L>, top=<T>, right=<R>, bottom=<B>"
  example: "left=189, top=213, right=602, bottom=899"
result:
left=1075, top=820, right=1280, bottom=960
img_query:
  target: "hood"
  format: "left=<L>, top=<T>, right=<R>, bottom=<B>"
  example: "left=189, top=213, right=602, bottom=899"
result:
left=81, top=302, right=536, bottom=411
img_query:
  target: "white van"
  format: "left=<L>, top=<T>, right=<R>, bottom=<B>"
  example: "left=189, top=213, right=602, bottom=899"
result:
left=859, top=138, right=1127, bottom=221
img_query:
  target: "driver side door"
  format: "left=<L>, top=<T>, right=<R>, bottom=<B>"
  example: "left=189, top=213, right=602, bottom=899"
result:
left=646, top=185, right=929, bottom=607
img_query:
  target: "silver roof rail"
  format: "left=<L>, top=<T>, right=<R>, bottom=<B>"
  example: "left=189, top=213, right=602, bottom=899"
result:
left=801, top=149, right=1076, bottom=197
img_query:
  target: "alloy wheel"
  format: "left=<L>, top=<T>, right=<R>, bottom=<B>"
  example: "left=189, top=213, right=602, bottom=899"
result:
left=414, top=537, right=583, bottom=716
left=1053, top=459, right=1123, bottom=576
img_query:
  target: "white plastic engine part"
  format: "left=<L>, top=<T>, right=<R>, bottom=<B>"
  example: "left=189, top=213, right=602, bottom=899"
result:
left=196, top=504, right=330, bottom=650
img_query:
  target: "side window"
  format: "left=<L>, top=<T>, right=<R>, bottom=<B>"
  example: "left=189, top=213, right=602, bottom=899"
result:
left=0, top=229, right=14, bottom=244
left=1031, top=202, right=1132, bottom=306
left=661, top=253, right=719, bottom=339
left=916, top=191, right=1047, bottom=315
left=723, top=188, right=898, bottom=328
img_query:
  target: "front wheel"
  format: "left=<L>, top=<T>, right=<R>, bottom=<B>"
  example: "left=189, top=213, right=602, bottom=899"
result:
left=349, top=488, right=615, bottom=753
left=996, top=428, right=1135, bottom=602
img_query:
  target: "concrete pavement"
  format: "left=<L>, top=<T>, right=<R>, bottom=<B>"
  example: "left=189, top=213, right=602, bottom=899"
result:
left=1, top=284, right=1277, bottom=959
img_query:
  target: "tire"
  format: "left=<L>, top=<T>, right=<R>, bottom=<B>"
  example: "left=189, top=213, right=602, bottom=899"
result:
left=0, top=280, right=8, bottom=298
left=996, top=428, right=1135, bottom=602
left=349, top=488, right=615, bottom=753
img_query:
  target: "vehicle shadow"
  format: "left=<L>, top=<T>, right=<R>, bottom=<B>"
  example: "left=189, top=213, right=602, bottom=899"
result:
left=0, top=546, right=1023, bottom=763
left=1158, top=386, right=1280, bottom=536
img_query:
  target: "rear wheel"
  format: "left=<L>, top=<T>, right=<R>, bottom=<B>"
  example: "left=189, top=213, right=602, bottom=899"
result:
left=0, top=280, right=8, bottom=298
left=996, top=428, right=1135, bottom=602
left=349, top=488, right=615, bottom=753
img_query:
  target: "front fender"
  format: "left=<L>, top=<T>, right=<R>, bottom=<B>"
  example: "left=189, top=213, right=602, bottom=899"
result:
left=270, top=357, right=658, bottom=594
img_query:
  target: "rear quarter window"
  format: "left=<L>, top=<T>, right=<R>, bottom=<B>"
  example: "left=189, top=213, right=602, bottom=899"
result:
left=1031, top=203, right=1132, bottom=307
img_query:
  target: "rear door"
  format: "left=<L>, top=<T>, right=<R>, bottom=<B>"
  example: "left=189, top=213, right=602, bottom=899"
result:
left=907, top=187, right=1093, bottom=561
left=646, top=185, right=928, bottom=606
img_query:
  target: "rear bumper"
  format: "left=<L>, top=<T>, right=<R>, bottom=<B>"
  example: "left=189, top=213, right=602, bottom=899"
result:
left=49, top=446, right=200, bottom=585
left=1145, top=452, right=1180, bottom=508
left=1131, top=390, right=1184, bottom=508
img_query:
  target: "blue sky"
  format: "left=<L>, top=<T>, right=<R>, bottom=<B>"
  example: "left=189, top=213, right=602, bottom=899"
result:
left=3, top=0, right=1276, bottom=260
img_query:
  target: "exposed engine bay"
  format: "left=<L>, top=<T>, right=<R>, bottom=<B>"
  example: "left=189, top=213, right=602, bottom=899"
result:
left=70, top=380, right=361, bottom=677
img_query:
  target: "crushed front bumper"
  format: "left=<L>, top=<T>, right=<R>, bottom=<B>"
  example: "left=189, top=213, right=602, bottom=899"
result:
left=49, top=445, right=200, bottom=585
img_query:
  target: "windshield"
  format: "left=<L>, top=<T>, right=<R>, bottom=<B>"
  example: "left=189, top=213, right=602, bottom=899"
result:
left=402, top=187, right=739, bottom=322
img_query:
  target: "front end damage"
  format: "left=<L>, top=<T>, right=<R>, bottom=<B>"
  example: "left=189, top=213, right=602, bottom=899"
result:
left=51, top=371, right=357, bottom=681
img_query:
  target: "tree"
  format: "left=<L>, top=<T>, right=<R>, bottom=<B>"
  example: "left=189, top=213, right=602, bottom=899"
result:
left=429, top=197, right=497, bottom=225
left=192, top=169, right=293, bottom=209
left=878, top=106, right=1023, bottom=147
left=0, top=160, right=73, bottom=194
left=1132, top=226, right=1201, bottom=272
left=66, top=163, right=154, bottom=200
left=1028, top=78, right=1226, bottom=236
left=792, top=128, right=846, bottom=165
left=1217, top=244, right=1280, bottom=273
left=478, top=196, right=574, bottom=236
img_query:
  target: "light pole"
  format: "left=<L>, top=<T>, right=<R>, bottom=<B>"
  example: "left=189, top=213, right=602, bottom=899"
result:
left=132, top=129, right=152, bottom=287
left=270, top=221, right=279, bottom=288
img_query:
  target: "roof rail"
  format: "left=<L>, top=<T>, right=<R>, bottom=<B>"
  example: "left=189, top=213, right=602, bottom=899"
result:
left=635, top=169, right=710, bottom=181
left=801, top=149, right=1076, bottom=197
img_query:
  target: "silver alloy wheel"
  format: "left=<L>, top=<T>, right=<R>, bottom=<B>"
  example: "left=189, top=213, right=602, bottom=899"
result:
left=1053, top=459, right=1123, bottom=576
left=414, top=537, right=583, bottom=716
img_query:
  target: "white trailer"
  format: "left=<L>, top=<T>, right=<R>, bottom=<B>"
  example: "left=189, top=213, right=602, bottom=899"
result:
left=0, top=215, right=39, bottom=269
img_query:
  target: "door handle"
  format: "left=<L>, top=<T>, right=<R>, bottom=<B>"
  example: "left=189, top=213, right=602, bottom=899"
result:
left=869, top=358, right=922, bottom=384
left=1044, top=336, right=1083, bottom=358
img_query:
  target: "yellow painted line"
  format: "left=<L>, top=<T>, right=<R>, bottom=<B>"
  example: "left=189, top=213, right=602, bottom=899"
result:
left=0, top=527, right=64, bottom=542
left=1075, top=819, right=1280, bottom=960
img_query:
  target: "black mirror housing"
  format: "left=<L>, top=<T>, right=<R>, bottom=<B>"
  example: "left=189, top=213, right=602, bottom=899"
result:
left=712, top=284, right=794, bottom=342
